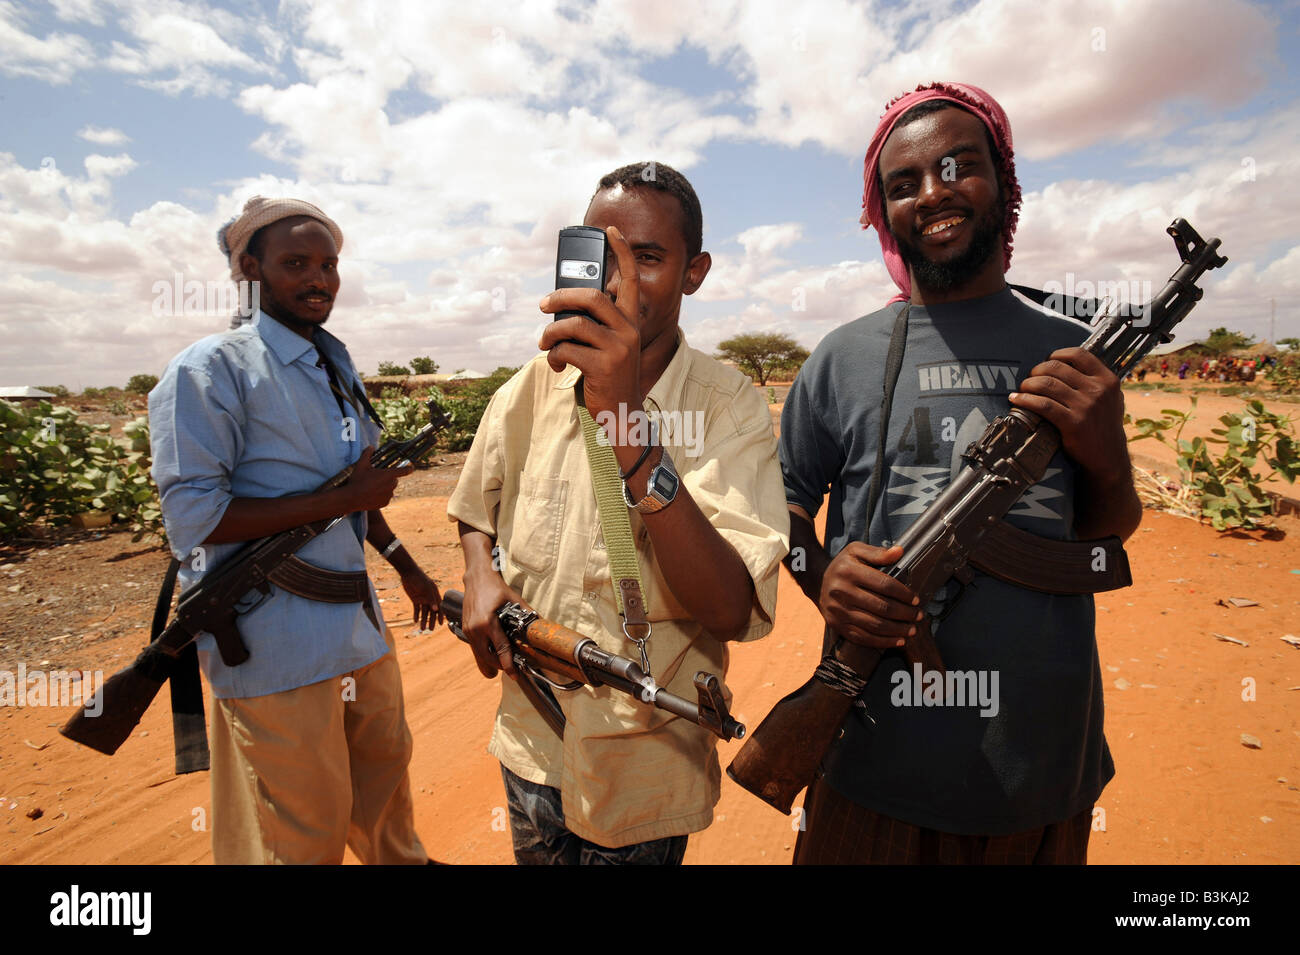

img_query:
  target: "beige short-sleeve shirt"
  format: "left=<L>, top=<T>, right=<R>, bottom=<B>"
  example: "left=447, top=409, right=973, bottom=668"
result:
left=447, top=332, right=790, bottom=848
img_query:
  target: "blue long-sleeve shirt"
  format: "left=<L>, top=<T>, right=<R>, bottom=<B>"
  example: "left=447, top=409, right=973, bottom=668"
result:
left=149, top=310, right=387, bottom=698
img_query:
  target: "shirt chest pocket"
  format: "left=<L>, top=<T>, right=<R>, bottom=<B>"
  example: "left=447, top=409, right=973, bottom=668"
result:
left=508, top=474, right=568, bottom=576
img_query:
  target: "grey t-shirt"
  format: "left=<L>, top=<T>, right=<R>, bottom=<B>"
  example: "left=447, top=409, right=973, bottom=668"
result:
left=780, top=287, right=1114, bottom=835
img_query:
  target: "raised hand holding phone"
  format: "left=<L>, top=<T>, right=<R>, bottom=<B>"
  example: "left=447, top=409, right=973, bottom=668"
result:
left=538, top=224, right=642, bottom=437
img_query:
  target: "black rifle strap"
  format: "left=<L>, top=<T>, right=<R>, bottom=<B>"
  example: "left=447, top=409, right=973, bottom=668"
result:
left=1010, top=283, right=1102, bottom=322
left=317, top=349, right=383, bottom=430
left=822, top=304, right=911, bottom=685
left=348, top=375, right=384, bottom=431
left=151, top=557, right=181, bottom=638
left=865, top=304, right=910, bottom=536
left=153, top=556, right=210, bottom=774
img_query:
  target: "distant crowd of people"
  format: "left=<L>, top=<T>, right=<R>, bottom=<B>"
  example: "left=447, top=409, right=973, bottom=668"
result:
left=1130, top=354, right=1276, bottom=383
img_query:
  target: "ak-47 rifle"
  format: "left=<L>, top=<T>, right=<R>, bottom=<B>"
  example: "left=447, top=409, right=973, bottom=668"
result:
left=727, top=218, right=1227, bottom=813
left=442, top=589, right=746, bottom=742
left=60, top=402, right=450, bottom=766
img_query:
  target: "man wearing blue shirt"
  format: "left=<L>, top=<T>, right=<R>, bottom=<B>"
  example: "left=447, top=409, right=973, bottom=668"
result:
left=150, top=197, right=440, bottom=864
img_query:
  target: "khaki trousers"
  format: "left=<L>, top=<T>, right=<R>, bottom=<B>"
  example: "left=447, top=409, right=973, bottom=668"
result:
left=208, top=632, right=427, bottom=865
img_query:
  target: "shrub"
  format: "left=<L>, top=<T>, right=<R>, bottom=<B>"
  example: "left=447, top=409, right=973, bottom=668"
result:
left=125, top=374, right=159, bottom=394
left=1128, top=397, right=1299, bottom=530
left=371, top=366, right=517, bottom=453
left=0, top=401, right=163, bottom=540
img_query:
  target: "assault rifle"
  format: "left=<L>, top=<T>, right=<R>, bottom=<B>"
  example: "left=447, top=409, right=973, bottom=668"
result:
left=442, top=589, right=746, bottom=742
left=727, top=219, right=1227, bottom=813
left=60, top=402, right=450, bottom=767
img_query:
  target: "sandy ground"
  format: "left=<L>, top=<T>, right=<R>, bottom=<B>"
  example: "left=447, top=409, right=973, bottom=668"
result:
left=1, top=384, right=1296, bottom=864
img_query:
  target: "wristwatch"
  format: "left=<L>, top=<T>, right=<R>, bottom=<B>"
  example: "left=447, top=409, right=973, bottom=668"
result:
left=623, top=448, right=679, bottom=514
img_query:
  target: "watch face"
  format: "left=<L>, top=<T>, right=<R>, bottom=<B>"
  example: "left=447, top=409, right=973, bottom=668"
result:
left=652, top=467, right=679, bottom=499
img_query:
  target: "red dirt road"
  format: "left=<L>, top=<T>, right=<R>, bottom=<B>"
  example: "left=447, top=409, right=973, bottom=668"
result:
left=2, top=495, right=1296, bottom=865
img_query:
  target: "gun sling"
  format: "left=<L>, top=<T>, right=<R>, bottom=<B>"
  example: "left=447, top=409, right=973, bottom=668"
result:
left=266, top=556, right=382, bottom=632
left=969, top=522, right=1132, bottom=594
left=151, top=557, right=209, bottom=774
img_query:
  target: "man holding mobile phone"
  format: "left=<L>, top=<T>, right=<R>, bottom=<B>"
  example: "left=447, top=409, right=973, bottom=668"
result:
left=448, top=162, right=789, bottom=864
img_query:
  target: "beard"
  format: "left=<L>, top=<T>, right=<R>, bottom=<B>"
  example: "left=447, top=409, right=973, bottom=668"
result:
left=894, top=204, right=1003, bottom=294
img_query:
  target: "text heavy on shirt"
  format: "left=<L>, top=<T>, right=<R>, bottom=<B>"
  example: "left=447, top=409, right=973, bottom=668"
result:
left=448, top=333, right=789, bottom=848
left=780, top=288, right=1115, bottom=835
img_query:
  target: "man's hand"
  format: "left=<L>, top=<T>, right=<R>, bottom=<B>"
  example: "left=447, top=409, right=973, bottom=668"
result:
left=819, top=542, right=924, bottom=650
left=1008, top=346, right=1142, bottom=541
left=343, top=446, right=413, bottom=512
left=461, top=568, right=525, bottom=678
left=399, top=569, right=443, bottom=632
left=1009, top=348, right=1129, bottom=483
left=205, top=444, right=411, bottom=546
left=537, top=225, right=641, bottom=429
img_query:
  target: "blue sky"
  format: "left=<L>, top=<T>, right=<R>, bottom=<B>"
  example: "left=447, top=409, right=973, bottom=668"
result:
left=1, top=0, right=1297, bottom=386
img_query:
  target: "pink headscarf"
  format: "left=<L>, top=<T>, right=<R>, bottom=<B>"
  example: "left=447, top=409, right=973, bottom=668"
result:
left=860, top=82, right=1021, bottom=301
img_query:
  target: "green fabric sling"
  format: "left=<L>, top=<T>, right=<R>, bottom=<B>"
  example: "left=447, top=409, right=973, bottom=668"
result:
left=575, top=382, right=653, bottom=675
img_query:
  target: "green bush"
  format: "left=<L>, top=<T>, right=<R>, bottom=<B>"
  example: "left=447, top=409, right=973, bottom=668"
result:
left=439, top=367, right=517, bottom=451
left=3, top=368, right=521, bottom=539
left=372, top=366, right=517, bottom=453
left=1266, top=356, right=1300, bottom=394
left=38, top=385, right=70, bottom=398
left=0, top=401, right=163, bottom=540
left=1128, top=397, right=1299, bottom=530
left=376, top=361, right=411, bottom=377
left=125, top=374, right=159, bottom=394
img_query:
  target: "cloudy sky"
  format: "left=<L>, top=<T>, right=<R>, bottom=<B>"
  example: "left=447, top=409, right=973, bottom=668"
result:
left=1, top=0, right=1297, bottom=388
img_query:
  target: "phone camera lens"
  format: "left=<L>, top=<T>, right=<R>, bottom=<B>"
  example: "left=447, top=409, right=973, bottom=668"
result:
left=585, top=264, right=598, bottom=277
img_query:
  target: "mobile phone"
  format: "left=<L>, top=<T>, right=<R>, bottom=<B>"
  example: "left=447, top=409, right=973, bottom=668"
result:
left=555, top=226, right=608, bottom=321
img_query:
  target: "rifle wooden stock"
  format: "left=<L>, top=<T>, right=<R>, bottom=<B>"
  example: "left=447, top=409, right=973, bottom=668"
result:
left=727, top=641, right=883, bottom=813
left=727, top=219, right=1226, bottom=814
left=60, top=643, right=176, bottom=756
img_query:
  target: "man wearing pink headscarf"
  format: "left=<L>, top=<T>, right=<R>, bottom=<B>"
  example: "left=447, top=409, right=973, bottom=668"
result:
left=779, top=83, right=1141, bottom=864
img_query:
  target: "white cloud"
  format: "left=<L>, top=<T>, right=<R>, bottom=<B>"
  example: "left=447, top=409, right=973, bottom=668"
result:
left=4, top=0, right=284, bottom=92
left=48, top=0, right=109, bottom=25
left=1006, top=107, right=1300, bottom=343
left=77, top=125, right=131, bottom=145
left=713, top=0, right=1275, bottom=158
left=0, top=1, right=96, bottom=83
left=1, top=0, right=1295, bottom=387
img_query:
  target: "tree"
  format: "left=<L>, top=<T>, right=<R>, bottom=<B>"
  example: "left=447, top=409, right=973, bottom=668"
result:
left=409, top=356, right=438, bottom=375
left=376, top=361, right=412, bottom=376
left=125, top=374, right=159, bottom=394
left=1277, top=337, right=1300, bottom=352
left=715, top=333, right=810, bottom=386
left=1204, top=327, right=1255, bottom=354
